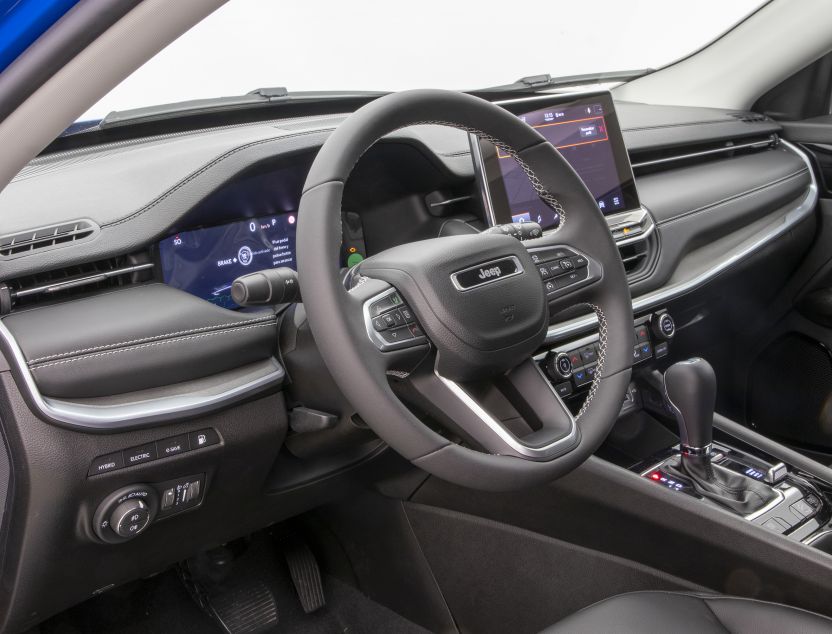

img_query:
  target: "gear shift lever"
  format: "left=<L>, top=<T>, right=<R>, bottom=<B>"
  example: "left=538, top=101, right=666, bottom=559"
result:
left=663, top=358, right=716, bottom=455
left=663, top=358, right=776, bottom=514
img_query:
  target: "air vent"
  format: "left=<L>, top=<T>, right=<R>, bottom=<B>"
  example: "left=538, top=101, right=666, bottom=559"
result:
left=728, top=111, right=770, bottom=123
left=631, top=133, right=778, bottom=175
left=618, top=241, right=649, bottom=276
left=0, top=219, right=98, bottom=258
left=2, top=252, right=153, bottom=312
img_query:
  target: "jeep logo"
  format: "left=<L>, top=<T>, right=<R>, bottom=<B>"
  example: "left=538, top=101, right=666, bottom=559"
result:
left=452, top=256, right=523, bottom=291
left=478, top=266, right=502, bottom=280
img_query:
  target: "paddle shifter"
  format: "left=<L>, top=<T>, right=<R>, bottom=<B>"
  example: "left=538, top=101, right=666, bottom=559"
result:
left=663, top=358, right=777, bottom=514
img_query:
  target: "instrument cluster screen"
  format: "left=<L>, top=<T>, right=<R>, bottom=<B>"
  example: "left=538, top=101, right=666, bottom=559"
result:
left=159, top=214, right=297, bottom=309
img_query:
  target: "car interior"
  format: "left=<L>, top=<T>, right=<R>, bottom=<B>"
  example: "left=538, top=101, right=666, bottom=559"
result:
left=5, top=0, right=832, bottom=632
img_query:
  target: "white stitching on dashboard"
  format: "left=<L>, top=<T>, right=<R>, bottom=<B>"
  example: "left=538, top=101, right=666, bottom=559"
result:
left=29, top=322, right=276, bottom=370
left=576, top=303, right=607, bottom=421
left=103, top=128, right=333, bottom=228
left=27, top=314, right=277, bottom=364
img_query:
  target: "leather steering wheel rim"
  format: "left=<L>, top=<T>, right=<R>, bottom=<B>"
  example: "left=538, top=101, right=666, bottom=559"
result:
left=297, top=89, right=632, bottom=491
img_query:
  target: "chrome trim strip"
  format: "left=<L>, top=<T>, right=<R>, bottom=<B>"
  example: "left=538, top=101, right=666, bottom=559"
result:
left=803, top=529, right=832, bottom=546
left=631, top=135, right=777, bottom=170
left=429, top=195, right=472, bottom=208
left=0, top=319, right=284, bottom=430
left=433, top=362, right=578, bottom=461
left=606, top=207, right=656, bottom=247
left=744, top=486, right=788, bottom=521
left=11, top=262, right=154, bottom=298
left=545, top=140, right=818, bottom=343
left=450, top=255, right=524, bottom=292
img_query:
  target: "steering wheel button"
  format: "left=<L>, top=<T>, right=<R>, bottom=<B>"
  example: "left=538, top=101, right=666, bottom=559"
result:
left=380, top=326, right=413, bottom=344
left=557, top=268, right=588, bottom=288
left=369, top=295, right=397, bottom=317
left=399, top=306, right=415, bottom=323
left=546, top=262, right=563, bottom=276
left=570, top=255, right=588, bottom=269
left=407, top=323, right=425, bottom=338
left=382, top=313, right=397, bottom=328
left=559, top=258, right=575, bottom=271
left=388, top=310, right=405, bottom=327
left=538, top=265, right=551, bottom=278
left=544, top=281, right=557, bottom=293
left=372, top=316, right=388, bottom=331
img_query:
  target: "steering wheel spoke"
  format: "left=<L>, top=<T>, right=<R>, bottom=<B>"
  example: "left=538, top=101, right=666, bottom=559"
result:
left=406, top=357, right=579, bottom=460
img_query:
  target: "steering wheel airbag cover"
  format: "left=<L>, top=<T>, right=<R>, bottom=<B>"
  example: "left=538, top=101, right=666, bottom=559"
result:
left=359, top=232, right=548, bottom=380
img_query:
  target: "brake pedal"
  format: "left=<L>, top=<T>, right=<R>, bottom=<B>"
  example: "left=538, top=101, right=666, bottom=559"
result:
left=282, top=534, right=325, bottom=614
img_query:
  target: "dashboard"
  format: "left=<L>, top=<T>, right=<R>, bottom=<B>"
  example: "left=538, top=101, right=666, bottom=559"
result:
left=0, top=90, right=819, bottom=633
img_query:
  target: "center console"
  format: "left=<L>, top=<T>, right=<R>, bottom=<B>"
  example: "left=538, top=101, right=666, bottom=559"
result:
left=536, top=308, right=832, bottom=556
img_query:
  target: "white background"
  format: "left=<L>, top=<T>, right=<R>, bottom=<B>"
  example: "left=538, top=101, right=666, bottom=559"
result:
left=82, top=0, right=763, bottom=121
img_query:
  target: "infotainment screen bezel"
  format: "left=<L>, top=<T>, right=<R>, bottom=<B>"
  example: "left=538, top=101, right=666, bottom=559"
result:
left=472, top=90, right=641, bottom=230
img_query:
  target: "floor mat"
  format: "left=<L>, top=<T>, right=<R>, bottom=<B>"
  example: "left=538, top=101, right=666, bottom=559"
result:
left=39, top=537, right=429, bottom=634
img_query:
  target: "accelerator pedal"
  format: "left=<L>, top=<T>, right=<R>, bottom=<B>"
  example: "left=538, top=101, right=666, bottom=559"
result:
left=282, top=533, right=326, bottom=614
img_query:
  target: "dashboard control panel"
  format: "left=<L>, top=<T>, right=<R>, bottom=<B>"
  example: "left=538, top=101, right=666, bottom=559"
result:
left=92, top=473, right=206, bottom=543
left=541, top=310, right=674, bottom=402
left=87, top=428, right=220, bottom=477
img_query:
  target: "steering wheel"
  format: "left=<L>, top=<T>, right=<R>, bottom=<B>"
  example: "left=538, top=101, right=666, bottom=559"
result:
left=297, top=90, right=632, bottom=491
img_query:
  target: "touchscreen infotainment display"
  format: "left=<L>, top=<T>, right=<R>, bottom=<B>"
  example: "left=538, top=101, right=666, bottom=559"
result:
left=476, top=92, right=639, bottom=231
left=159, top=213, right=296, bottom=309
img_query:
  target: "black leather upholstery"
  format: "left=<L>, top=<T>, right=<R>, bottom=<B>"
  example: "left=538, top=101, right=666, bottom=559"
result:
left=543, top=591, right=832, bottom=633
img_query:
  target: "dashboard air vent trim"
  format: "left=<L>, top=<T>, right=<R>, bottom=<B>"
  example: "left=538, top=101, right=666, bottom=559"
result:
left=0, top=219, right=98, bottom=259
left=544, top=139, right=817, bottom=345
left=630, top=134, right=778, bottom=171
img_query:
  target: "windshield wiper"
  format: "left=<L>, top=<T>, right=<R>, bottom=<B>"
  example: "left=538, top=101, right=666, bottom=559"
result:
left=87, top=87, right=388, bottom=132
left=476, top=69, right=654, bottom=93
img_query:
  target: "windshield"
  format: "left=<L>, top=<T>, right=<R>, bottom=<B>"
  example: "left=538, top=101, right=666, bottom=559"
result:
left=80, top=0, right=766, bottom=121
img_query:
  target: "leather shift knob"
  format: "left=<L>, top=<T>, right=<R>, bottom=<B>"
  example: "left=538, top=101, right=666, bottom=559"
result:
left=664, top=358, right=716, bottom=451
